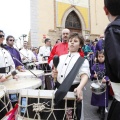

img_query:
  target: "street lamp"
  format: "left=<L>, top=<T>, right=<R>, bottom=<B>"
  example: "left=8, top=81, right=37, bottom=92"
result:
left=21, top=34, right=27, bottom=41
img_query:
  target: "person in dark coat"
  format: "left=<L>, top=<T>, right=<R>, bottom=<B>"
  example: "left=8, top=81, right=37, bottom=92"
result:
left=104, top=0, right=120, bottom=120
left=91, top=50, right=109, bottom=120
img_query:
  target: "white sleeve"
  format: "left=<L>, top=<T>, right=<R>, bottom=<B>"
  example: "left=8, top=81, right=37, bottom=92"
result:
left=38, top=47, right=43, bottom=56
left=31, top=51, right=36, bottom=59
left=78, top=59, right=90, bottom=78
left=7, top=51, right=15, bottom=72
left=19, top=49, right=24, bottom=60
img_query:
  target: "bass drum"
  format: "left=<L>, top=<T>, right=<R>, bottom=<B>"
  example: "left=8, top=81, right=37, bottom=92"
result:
left=0, top=85, right=12, bottom=120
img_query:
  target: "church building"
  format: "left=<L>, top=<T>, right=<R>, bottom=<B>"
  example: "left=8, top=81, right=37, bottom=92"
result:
left=30, top=0, right=109, bottom=47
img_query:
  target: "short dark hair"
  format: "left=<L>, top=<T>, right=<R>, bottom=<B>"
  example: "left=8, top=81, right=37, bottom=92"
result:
left=96, top=50, right=105, bottom=63
left=0, top=30, right=4, bottom=33
left=104, top=0, right=120, bottom=16
left=69, top=32, right=84, bottom=48
left=45, top=38, right=50, bottom=43
left=6, top=35, right=14, bottom=41
left=85, top=39, right=90, bottom=42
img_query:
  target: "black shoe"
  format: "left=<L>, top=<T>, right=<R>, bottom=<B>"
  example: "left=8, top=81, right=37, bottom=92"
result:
left=97, top=107, right=100, bottom=114
left=109, top=95, right=113, bottom=100
left=99, top=107, right=105, bottom=120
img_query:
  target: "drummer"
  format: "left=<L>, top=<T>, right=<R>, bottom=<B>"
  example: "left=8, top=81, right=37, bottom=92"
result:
left=90, top=50, right=109, bottom=120
left=52, top=32, right=90, bottom=120
left=20, top=41, right=36, bottom=68
left=0, top=30, right=16, bottom=82
left=5, top=35, right=24, bottom=72
left=38, top=38, right=52, bottom=61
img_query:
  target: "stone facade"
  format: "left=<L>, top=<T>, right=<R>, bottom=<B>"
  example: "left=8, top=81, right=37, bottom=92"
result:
left=30, top=0, right=109, bottom=47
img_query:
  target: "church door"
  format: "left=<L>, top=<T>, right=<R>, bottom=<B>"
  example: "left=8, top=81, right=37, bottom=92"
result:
left=65, top=11, right=82, bottom=33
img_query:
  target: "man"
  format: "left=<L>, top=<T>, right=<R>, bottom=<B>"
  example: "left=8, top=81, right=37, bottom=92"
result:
left=48, top=28, right=84, bottom=66
left=38, top=38, right=52, bottom=61
left=5, top=35, right=24, bottom=72
left=0, top=30, right=15, bottom=82
left=20, top=41, right=36, bottom=66
left=104, top=0, right=120, bottom=120
left=95, top=34, right=105, bottom=52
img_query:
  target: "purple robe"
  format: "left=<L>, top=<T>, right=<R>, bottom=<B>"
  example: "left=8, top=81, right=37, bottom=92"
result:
left=91, top=45, right=96, bottom=53
left=5, top=46, right=22, bottom=68
left=91, top=63, right=109, bottom=107
left=95, top=39, right=104, bottom=52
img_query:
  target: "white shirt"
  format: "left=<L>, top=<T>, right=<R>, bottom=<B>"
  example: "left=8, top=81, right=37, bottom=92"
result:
left=0, top=46, right=15, bottom=76
left=57, top=52, right=90, bottom=84
left=111, top=82, right=120, bottom=101
left=38, top=45, right=51, bottom=57
left=20, top=48, right=36, bottom=63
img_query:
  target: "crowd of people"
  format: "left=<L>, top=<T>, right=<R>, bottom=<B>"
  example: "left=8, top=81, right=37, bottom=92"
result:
left=0, top=0, right=120, bottom=120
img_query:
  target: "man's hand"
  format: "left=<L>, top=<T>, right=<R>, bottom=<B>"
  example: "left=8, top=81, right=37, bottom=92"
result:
left=52, top=68, right=58, bottom=79
left=0, top=76, right=7, bottom=82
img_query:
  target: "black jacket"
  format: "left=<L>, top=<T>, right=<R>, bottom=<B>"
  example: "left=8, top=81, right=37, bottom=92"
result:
left=105, top=16, right=120, bottom=83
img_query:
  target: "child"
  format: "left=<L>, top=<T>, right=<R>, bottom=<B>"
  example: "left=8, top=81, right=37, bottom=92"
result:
left=52, top=32, right=90, bottom=120
left=104, top=0, right=120, bottom=119
left=90, top=50, right=109, bottom=120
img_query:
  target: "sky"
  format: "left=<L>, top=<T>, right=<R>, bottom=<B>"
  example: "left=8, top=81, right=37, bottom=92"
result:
left=0, top=0, right=30, bottom=40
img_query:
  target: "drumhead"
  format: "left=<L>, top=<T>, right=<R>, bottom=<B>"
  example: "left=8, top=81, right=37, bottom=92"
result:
left=91, top=83, right=100, bottom=89
left=0, top=85, right=6, bottom=98
left=27, top=61, right=48, bottom=66
left=17, top=70, right=44, bottom=78
left=19, top=89, right=76, bottom=100
left=1, top=78, right=42, bottom=94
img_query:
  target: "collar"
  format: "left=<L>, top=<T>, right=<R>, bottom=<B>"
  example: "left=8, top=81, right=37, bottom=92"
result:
left=68, top=52, right=79, bottom=57
left=105, top=15, right=120, bottom=32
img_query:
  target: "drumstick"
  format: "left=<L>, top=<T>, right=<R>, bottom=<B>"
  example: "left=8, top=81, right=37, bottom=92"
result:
left=94, top=71, right=101, bottom=85
left=53, top=55, right=59, bottom=82
left=5, top=71, right=17, bottom=79
left=13, top=57, right=38, bottom=77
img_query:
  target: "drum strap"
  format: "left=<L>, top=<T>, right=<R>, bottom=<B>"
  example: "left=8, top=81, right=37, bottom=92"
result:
left=54, top=57, right=85, bottom=105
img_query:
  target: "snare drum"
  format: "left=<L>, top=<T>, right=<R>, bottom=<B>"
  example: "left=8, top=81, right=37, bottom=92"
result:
left=0, top=85, right=12, bottom=120
left=1, top=70, right=44, bottom=107
left=26, top=62, right=40, bottom=70
left=90, top=80, right=106, bottom=95
left=16, top=89, right=76, bottom=120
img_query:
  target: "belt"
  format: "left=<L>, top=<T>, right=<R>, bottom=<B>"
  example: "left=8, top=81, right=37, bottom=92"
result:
left=55, top=81, right=79, bottom=92
left=0, top=66, right=11, bottom=73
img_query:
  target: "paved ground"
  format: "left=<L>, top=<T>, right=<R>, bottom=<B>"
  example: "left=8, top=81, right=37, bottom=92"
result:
left=83, top=80, right=112, bottom=120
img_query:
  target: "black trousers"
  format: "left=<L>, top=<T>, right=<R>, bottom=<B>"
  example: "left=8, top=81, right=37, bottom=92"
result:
left=54, top=82, right=82, bottom=120
left=107, top=98, right=120, bottom=120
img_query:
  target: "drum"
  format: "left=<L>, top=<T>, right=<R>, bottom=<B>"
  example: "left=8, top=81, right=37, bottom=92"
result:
left=0, top=85, right=12, bottom=120
left=90, top=80, right=106, bottom=95
left=38, top=61, right=51, bottom=73
left=26, top=62, right=41, bottom=70
left=16, top=89, right=76, bottom=120
left=1, top=70, right=44, bottom=107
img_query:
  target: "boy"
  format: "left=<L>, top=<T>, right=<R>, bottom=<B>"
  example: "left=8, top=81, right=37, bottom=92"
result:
left=52, top=32, right=90, bottom=120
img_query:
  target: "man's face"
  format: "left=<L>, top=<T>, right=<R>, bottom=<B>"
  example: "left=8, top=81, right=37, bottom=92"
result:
left=46, top=40, right=51, bottom=46
left=0, top=32, right=4, bottom=45
left=7, top=37, right=15, bottom=47
left=23, top=42, right=28, bottom=49
left=62, top=29, right=70, bottom=42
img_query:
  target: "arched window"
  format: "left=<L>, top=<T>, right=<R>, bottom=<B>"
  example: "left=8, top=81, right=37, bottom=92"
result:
left=65, top=11, right=81, bottom=30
